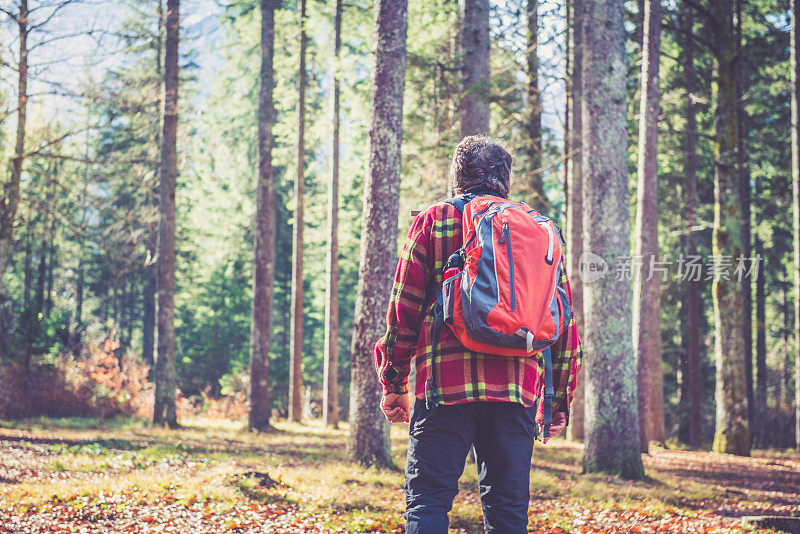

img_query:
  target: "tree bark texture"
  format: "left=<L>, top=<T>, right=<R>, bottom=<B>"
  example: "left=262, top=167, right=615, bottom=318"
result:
left=581, top=0, right=644, bottom=479
left=347, top=0, right=408, bottom=467
left=751, top=16, right=766, bottom=446
left=566, top=0, right=585, bottom=443
left=735, top=0, right=754, bottom=437
left=23, top=234, right=32, bottom=309
left=153, top=0, right=180, bottom=428
left=682, top=0, right=702, bottom=448
left=0, top=0, right=29, bottom=355
left=143, top=269, right=156, bottom=366
left=632, top=0, right=664, bottom=452
left=44, top=179, right=57, bottom=320
left=36, top=223, right=47, bottom=316
left=781, top=283, right=791, bottom=410
left=563, top=0, right=571, bottom=209
left=249, top=0, right=277, bottom=431
left=791, top=0, right=800, bottom=452
left=323, top=0, right=342, bottom=429
left=289, top=0, right=308, bottom=424
left=75, top=258, right=84, bottom=327
left=754, top=229, right=766, bottom=445
left=460, top=0, right=490, bottom=137
left=527, top=0, right=545, bottom=206
left=143, top=0, right=164, bottom=370
left=709, top=0, right=750, bottom=456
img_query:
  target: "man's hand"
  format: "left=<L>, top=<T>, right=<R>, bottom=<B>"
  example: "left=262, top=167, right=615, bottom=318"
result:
left=381, top=392, right=410, bottom=423
left=538, top=411, right=566, bottom=444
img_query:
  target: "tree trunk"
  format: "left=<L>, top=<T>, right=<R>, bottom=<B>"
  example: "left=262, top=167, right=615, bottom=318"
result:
left=527, top=0, right=544, bottom=206
left=566, top=0, right=585, bottom=443
left=143, top=268, right=156, bottom=366
left=45, top=197, right=57, bottom=320
left=323, top=0, right=343, bottom=429
left=581, top=0, right=644, bottom=479
left=792, top=0, right=800, bottom=453
left=563, top=0, right=571, bottom=210
left=782, top=283, right=791, bottom=410
left=735, top=0, right=754, bottom=438
left=754, top=231, right=766, bottom=445
left=709, top=0, right=749, bottom=456
left=74, top=257, right=84, bottom=353
left=126, top=279, right=135, bottom=351
left=682, top=0, right=702, bottom=448
left=153, top=0, right=180, bottom=428
left=23, top=232, right=32, bottom=309
left=347, top=0, right=408, bottom=467
left=460, top=0, right=490, bottom=137
left=143, top=0, right=163, bottom=370
left=288, top=0, right=308, bottom=424
left=249, top=0, right=277, bottom=432
left=118, top=283, right=127, bottom=352
left=0, top=0, right=28, bottom=320
left=36, top=239, right=46, bottom=317
left=45, top=243, right=55, bottom=319
left=112, top=284, right=120, bottom=329
left=632, top=0, right=664, bottom=453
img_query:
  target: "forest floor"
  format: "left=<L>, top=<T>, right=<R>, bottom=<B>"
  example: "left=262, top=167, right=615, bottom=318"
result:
left=0, top=417, right=797, bottom=534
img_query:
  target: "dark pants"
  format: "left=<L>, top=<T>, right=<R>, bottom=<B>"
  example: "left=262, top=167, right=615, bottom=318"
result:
left=404, top=398, right=536, bottom=534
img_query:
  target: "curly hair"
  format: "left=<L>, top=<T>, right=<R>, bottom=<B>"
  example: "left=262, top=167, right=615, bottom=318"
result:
left=449, top=135, right=512, bottom=198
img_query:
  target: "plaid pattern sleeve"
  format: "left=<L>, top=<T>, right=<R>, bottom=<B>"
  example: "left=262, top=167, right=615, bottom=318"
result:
left=535, top=256, right=583, bottom=426
left=373, top=210, right=433, bottom=395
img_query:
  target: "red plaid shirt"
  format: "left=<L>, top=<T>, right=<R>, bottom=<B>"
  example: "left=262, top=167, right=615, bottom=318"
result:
left=374, top=195, right=583, bottom=422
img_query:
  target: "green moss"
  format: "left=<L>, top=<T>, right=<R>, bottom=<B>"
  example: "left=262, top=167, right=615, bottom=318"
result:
left=619, top=450, right=646, bottom=480
left=583, top=449, right=645, bottom=480
left=712, top=424, right=750, bottom=456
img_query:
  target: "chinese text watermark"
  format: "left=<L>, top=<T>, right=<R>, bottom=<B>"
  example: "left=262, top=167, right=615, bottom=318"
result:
left=577, top=253, right=762, bottom=284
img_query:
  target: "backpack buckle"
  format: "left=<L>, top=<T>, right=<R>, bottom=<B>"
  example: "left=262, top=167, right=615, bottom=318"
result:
left=445, top=250, right=464, bottom=270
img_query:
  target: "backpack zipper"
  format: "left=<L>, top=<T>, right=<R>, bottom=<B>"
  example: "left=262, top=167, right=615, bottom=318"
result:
left=499, top=222, right=516, bottom=311
left=541, top=221, right=555, bottom=264
left=531, top=214, right=556, bottom=265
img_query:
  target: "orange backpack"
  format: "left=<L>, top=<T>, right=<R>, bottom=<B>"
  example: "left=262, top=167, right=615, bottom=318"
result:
left=429, top=193, right=571, bottom=438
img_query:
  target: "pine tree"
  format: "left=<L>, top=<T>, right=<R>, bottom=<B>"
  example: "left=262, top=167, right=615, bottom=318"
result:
left=0, top=0, right=29, bottom=353
left=289, top=0, right=308, bottom=423
left=322, top=0, right=342, bottom=428
left=735, top=0, right=755, bottom=436
left=143, top=0, right=164, bottom=369
left=249, top=0, right=277, bottom=432
left=347, top=0, right=408, bottom=467
left=681, top=0, right=702, bottom=449
left=708, top=0, right=750, bottom=456
left=791, top=0, right=800, bottom=453
left=323, top=0, right=343, bottom=429
left=460, top=0, right=490, bottom=137
left=153, top=0, right=180, bottom=428
left=527, top=0, right=544, bottom=206
left=632, top=0, right=664, bottom=452
left=581, top=0, right=644, bottom=479
left=566, top=0, right=585, bottom=443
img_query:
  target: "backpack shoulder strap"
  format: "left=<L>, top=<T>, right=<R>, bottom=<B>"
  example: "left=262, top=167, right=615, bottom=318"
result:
left=427, top=193, right=475, bottom=410
left=443, top=193, right=476, bottom=215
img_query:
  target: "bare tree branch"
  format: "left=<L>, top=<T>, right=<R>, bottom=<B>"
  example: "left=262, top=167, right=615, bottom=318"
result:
left=0, top=5, right=18, bottom=22
left=29, top=0, right=80, bottom=31
left=34, top=152, right=158, bottom=166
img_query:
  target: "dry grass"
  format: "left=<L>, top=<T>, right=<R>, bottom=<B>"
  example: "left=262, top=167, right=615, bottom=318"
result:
left=0, top=417, right=797, bottom=533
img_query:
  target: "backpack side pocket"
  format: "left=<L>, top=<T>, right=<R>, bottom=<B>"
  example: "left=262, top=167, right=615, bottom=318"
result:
left=442, top=271, right=461, bottom=326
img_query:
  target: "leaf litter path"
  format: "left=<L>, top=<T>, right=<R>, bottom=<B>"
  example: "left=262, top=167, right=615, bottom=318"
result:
left=0, top=499, right=325, bottom=534
left=0, top=424, right=798, bottom=533
left=523, top=442, right=800, bottom=534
